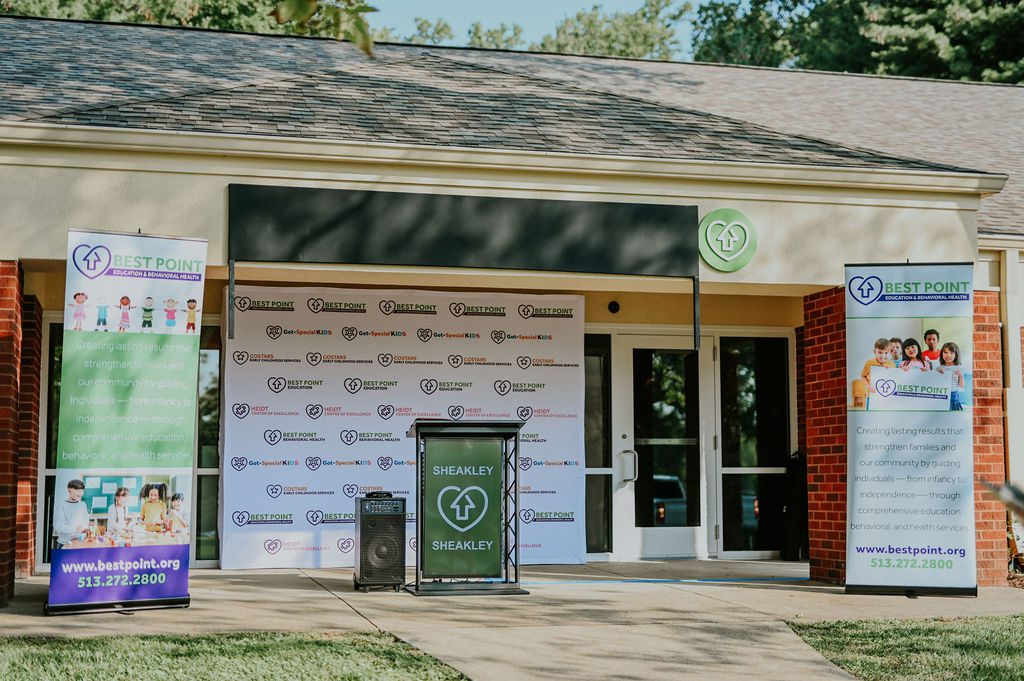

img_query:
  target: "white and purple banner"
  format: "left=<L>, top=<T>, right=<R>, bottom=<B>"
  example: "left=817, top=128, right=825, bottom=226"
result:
left=48, top=229, right=206, bottom=613
left=845, top=263, right=976, bottom=593
left=221, top=286, right=585, bottom=569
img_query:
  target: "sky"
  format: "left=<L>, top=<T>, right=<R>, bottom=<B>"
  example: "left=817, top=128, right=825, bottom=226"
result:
left=371, top=0, right=698, bottom=57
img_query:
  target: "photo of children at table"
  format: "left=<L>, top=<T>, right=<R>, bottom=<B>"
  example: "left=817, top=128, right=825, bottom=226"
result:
left=140, top=483, right=168, bottom=531
left=168, top=492, right=190, bottom=532
left=107, top=487, right=130, bottom=534
left=52, top=479, right=89, bottom=549
left=52, top=474, right=191, bottom=549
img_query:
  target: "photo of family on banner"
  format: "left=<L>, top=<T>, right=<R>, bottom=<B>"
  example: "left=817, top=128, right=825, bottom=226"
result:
left=850, top=325, right=972, bottom=413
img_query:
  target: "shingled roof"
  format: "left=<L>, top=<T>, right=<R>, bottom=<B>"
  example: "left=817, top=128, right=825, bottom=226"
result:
left=0, top=16, right=1015, bottom=229
left=435, top=49, right=1024, bottom=236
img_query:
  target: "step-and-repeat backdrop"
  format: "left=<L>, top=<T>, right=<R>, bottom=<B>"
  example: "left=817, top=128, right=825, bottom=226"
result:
left=221, top=286, right=585, bottom=568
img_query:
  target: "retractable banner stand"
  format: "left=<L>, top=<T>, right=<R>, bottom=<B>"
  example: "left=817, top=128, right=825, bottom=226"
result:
left=845, top=263, right=977, bottom=595
left=221, top=286, right=585, bottom=569
left=47, top=229, right=207, bottom=614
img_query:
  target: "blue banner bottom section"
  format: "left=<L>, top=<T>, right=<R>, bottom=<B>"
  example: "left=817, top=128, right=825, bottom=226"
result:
left=48, top=544, right=189, bottom=608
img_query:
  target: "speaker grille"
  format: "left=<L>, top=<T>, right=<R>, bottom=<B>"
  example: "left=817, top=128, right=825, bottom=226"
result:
left=354, top=498, right=405, bottom=587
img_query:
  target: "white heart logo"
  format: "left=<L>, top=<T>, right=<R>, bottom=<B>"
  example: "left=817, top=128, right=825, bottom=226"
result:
left=437, top=485, right=489, bottom=533
left=706, top=220, right=750, bottom=262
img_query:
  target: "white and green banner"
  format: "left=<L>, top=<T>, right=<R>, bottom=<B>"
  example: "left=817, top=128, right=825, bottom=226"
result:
left=845, top=263, right=976, bottom=593
left=47, top=229, right=207, bottom=612
left=221, top=285, right=585, bottom=569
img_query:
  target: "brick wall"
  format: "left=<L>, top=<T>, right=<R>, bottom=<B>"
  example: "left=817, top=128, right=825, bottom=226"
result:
left=801, top=287, right=1008, bottom=586
left=974, top=291, right=1007, bottom=586
left=801, top=287, right=847, bottom=583
left=16, top=296, right=41, bottom=577
left=0, top=262, right=22, bottom=605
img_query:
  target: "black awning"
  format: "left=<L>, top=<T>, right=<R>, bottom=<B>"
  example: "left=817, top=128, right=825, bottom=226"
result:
left=228, top=184, right=698, bottom=278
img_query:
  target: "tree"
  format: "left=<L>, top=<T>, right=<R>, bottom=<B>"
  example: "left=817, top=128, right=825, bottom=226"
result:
left=406, top=16, right=452, bottom=45
left=373, top=17, right=452, bottom=45
left=1, top=0, right=285, bottom=33
left=690, top=0, right=1024, bottom=83
left=0, top=0, right=377, bottom=53
left=531, top=0, right=692, bottom=60
left=789, top=0, right=878, bottom=73
left=467, top=21, right=524, bottom=50
left=268, top=0, right=374, bottom=53
left=864, top=1, right=1024, bottom=83
left=691, top=0, right=790, bottom=67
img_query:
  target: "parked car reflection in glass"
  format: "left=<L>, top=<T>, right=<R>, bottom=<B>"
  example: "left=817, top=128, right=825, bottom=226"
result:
left=653, top=474, right=686, bottom=525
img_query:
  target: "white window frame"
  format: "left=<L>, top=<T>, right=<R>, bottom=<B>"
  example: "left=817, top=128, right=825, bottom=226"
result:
left=35, top=311, right=62, bottom=574
left=191, top=314, right=222, bottom=568
left=710, top=327, right=798, bottom=559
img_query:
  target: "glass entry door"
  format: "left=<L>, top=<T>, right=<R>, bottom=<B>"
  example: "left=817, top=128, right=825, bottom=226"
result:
left=716, top=337, right=791, bottom=558
left=611, top=335, right=715, bottom=559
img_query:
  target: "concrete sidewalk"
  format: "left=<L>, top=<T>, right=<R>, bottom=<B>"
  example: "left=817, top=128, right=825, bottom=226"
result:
left=3, top=560, right=1023, bottom=680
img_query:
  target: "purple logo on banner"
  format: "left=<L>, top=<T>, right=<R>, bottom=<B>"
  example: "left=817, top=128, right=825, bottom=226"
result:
left=848, top=275, right=884, bottom=306
left=71, top=244, right=112, bottom=280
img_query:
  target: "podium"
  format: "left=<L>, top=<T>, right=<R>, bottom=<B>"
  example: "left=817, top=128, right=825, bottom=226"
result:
left=406, top=419, right=528, bottom=596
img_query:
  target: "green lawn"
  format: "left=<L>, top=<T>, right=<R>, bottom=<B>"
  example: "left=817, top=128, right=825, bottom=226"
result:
left=792, top=615, right=1024, bottom=681
left=0, top=631, right=468, bottom=681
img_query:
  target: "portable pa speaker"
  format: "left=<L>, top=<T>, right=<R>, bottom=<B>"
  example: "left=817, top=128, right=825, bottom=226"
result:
left=353, top=493, right=406, bottom=592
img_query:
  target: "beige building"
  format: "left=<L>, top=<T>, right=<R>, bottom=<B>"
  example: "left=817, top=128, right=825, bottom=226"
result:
left=0, top=15, right=1018, bottom=603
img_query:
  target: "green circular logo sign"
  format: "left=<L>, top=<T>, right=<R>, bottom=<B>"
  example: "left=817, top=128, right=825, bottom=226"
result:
left=698, top=208, right=757, bottom=272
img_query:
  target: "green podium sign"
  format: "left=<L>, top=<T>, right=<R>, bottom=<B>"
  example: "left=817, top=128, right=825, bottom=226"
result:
left=408, top=419, right=527, bottom=596
left=423, top=438, right=503, bottom=578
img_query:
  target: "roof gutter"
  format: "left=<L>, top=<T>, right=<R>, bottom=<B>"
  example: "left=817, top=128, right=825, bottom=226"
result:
left=0, top=120, right=1008, bottom=196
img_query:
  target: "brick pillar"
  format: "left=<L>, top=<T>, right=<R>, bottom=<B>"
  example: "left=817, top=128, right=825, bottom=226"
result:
left=0, top=262, right=22, bottom=605
left=802, top=287, right=847, bottom=584
left=16, top=296, right=41, bottom=577
left=974, top=291, right=1007, bottom=586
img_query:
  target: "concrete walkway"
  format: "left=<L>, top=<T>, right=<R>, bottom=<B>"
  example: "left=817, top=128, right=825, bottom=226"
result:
left=3, top=560, right=1023, bottom=680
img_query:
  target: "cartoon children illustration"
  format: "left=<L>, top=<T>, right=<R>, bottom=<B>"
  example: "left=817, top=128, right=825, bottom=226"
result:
left=921, top=328, right=941, bottom=369
left=167, top=492, right=189, bottom=533
left=888, top=337, right=903, bottom=366
left=182, top=299, right=200, bottom=334
left=139, top=483, right=167, bottom=531
left=861, top=337, right=895, bottom=390
left=937, top=341, right=965, bottom=411
left=163, top=298, right=179, bottom=329
left=94, top=298, right=109, bottom=331
left=140, top=296, right=155, bottom=333
left=68, top=292, right=88, bottom=331
left=900, top=338, right=928, bottom=371
left=116, top=296, right=136, bottom=332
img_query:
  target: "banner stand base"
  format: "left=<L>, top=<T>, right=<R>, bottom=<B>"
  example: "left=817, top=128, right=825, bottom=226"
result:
left=405, top=583, right=528, bottom=597
left=844, top=585, right=977, bottom=598
left=44, top=596, right=191, bottom=616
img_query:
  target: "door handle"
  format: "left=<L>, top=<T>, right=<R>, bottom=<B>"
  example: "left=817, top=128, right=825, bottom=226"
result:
left=621, top=450, right=638, bottom=483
